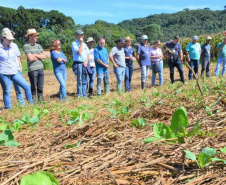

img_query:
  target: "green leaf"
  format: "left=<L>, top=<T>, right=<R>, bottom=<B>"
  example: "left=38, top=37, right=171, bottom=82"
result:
left=33, top=107, right=42, bottom=116
left=153, top=123, right=172, bottom=139
left=119, top=106, right=129, bottom=115
left=170, top=106, right=188, bottom=134
left=187, top=121, right=201, bottom=137
left=82, top=112, right=93, bottom=122
left=30, top=116, right=40, bottom=124
left=220, top=147, right=226, bottom=154
left=109, top=108, right=117, bottom=117
left=201, top=147, right=217, bottom=157
left=20, top=171, right=59, bottom=185
left=142, top=137, right=163, bottom=143
left=39, top=109, right=50, bottom=118
left=184, top=150, right=196, bottom=161
left=21, top=114, right=31, bottom=123
left=0, top=129, right=19, bottom=147
left=132, top=118, right=146, bottom=128
left=65, top=144, right=75, bottom=148
left=198, top=153, right=211, bottom=168
left=212, top=158, right=226, bottom=164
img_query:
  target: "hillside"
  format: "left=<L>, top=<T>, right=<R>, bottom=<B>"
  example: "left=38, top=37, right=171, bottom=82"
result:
left=118, top=10, right=226, bottom=41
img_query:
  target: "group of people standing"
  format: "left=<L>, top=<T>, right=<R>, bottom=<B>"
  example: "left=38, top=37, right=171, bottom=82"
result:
left=0, top=27, right=225, bottom=109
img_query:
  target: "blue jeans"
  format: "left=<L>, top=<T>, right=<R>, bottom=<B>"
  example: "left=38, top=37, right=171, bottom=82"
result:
left=87, top=67, right=96, bottom=94
left=0, top=73, right=33, bottom=109
left=97, top=72, right=110, bottom=95
left=188, top=59, right=199, bottom=80
left=201, top=58, right=210, bottom=77
left=168, top=60, right=185, bottom=83
left=141, top=66, right=150, bottom=83
left=125, top=66, right=134, bottom=92
left=152, top=63, right=163, bottom=86
left=73, top=62, right=88, bottom=97
left=215, top=58, right=226, bottom=76
left=54, top=68, right=67, bottom=101
left=114, top=67, right=126, bottom=92
left=13, top=71, right=25, bottom=105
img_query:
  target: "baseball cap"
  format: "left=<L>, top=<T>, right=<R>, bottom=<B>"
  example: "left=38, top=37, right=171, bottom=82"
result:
left=192, top=36, right=199, bottom=40
left=206, top=36, right=212, bottom=40
left=117, top=38, right=125, bottom=43
left=141, top=35, right=148, bottom=40
left=76, top=30, right=84, bottom=35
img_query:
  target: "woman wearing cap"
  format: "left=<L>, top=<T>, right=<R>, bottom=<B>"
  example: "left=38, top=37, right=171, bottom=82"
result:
left=0, top=28, right=33, bottom=109
left=124, top=36, right=135, bottom=92
left=136, top=35, right=151, bottom=89
left=86, top=37, right=96, bottom=96
left=50, top=39, right=68, bottom=101
left=150, top=40, right=164, bottom=86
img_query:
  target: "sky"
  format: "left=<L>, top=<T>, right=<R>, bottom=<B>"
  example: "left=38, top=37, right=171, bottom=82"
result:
left=1, top=0, right=225, bottom=25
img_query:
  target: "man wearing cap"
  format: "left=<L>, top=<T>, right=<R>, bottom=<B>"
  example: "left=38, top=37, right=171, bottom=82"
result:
left=94, top=37, right=110, bottom=95
left=186, top=36, right=201, bottom=80
left=109, top=38, right=126, bottom=92
left=23, top=28, right=46, bottom=102
left=201, top=36, right=212, bottom=77
left=215, top=37, right=226, bottom=76
left=86, top=37, right=96, bottom=96
left=124, top=36, right=135, bottom=92
left=162, top=36, right=185, bottom=84
left=71, top=30, right=89, bottom=97
left=136, top=35, right=151, bottom=89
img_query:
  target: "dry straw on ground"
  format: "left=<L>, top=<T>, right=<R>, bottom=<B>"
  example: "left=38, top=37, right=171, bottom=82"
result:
left=0, top=63, right=225, bottom=184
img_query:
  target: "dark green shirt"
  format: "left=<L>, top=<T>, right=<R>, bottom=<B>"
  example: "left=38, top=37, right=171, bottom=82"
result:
left=23, top=43, right=44, bottom=72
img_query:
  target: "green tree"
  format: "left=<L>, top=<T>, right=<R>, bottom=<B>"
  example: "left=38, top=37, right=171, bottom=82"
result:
left=143, top=24, right=163, bottom=42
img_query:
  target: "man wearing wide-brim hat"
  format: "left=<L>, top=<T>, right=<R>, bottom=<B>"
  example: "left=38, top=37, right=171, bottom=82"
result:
left=71, top=29, right=89, bottom=98
left=124, top=36, right=135, bottom=92
left=201, top=36, right=212, bottom=78
left=23, top=28, right=46, bottom=102
left=86, top=37, right=96, bottom=96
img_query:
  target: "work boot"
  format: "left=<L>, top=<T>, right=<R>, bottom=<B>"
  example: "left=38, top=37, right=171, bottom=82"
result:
left=141, top=82, right=146, bottom=89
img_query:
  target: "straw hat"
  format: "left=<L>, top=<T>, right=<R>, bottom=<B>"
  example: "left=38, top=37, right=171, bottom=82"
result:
left=125, top=36, right=132, bottom=41
left=25, top=29, right=39, bottom=38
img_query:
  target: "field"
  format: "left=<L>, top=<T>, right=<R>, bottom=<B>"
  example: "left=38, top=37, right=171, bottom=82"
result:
left=0, top=62, right=226, bottom=185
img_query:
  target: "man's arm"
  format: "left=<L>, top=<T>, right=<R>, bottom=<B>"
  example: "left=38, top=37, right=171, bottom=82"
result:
left=35, top=53, right=46, bottom=60
left=109, top=54, right=119, bottom=68
left=217, top=42, right=226, bottom=52
left=77, top=39, right=84, bottom=55
left=83, top=55, right=89, bottom=67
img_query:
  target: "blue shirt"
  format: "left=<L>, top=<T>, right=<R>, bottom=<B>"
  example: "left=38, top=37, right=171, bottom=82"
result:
left=51, top=51, right=68, bottom=72
left=71, top=40, right=89, bottom=62
left=0, top=42, right=19, bottom=75
left=94, top=45, right=109, bottom=74
left=186, top=42, right=201, bottom=60
left=217, top=42, right=226, bottom=58
left=201, top=43, right=211, bottom=60
left=164, top=41, right=182, bottom=61
left=123, top=46, right=134, bottom=67
left=137, top=43, right=150, bottom=66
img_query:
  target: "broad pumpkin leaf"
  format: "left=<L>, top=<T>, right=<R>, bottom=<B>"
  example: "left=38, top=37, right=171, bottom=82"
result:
left=201, top=147, right=217, bottom=157
left=30, top=116, right=40, bottom=124
left=153, top=123, right=172, bottom=139
left=198, top=153, right=211, bottom=168
left=212, top=158, right=226, bottom=164
left=170, top=106, right=188, bottom=134
left=20, top=171, right=59, bottom=185
left=33, top=107, right=42, bottom=117
left=0, top=129, right=19, bottom=147
left=184, top=150, right=196, bottom=161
